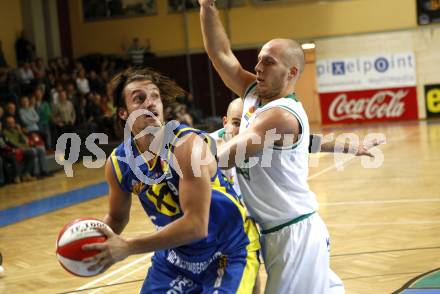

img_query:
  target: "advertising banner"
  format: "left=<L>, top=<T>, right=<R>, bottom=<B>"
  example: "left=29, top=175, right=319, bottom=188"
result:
left=317, top=52, right=418, bottom=124
left=319, top=87, right=419, bottom=124
left=425, top=84, right=440, bottom=118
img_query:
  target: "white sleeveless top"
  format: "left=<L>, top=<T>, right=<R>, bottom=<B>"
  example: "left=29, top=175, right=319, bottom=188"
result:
left=237, top=82, right=318, bottom=230
left=210, top=128, right=242, bottom=197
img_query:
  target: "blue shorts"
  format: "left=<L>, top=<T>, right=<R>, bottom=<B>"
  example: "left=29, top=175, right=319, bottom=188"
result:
left=140, top=247, right=259, bottom=294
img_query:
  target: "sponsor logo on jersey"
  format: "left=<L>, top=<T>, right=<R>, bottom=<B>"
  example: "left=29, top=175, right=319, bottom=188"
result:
left=146, top=182, right=180, bottom=216
left=244, top=106, right=256, bottom=121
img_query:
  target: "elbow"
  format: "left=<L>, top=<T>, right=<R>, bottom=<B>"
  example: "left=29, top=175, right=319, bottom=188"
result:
left=190, top=217, right=209, bottom=240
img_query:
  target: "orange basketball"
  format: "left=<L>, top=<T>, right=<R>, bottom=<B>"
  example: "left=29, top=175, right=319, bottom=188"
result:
left=56, top=218, right=109, bottom=277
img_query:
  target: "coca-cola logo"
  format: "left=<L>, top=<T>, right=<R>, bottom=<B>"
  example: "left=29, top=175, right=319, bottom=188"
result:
left=328, top=90, right=408, bottom=121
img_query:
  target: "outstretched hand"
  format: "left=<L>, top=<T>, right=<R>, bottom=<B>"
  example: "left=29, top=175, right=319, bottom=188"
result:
left=82, top=225, right=130, bottom=273
left=355, top=138, right=386, bottom=157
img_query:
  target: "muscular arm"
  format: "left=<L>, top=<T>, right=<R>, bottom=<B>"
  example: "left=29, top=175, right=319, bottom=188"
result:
left=199, top=0, right=255, bottom=97
left=127, top=134, right=214, bottom=254
left=84, top=135, right=215, bottom=271
left=218, top=108, right=300, bottom=169
left=309, top=134, right=383, bottom=157
left=103, top=158, right=132, bottom=235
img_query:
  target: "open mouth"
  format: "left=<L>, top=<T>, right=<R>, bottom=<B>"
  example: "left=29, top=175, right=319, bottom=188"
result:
left=145, top=111, right=159, bottom=118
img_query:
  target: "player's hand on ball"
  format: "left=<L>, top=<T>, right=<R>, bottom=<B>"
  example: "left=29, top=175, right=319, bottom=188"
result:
left=82, top=226, right=129, bottom=272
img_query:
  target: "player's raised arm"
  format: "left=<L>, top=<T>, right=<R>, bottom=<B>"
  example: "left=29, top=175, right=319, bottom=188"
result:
left=199, top=0, right=255, bottom=97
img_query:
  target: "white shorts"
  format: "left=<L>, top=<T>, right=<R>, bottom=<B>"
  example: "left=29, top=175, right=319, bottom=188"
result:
left=261, top=213, right=344, bottom=294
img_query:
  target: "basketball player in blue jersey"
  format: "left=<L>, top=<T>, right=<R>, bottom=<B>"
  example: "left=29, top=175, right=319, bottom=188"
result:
left=82, top=68, right=260, bottom=293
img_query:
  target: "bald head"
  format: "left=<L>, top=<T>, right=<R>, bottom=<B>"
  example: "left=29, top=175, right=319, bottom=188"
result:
left=226, top=98, right=243, bottom=118
left=265, top=38, right=305, bottom=76
left=223, top=98, right=243, bottom=141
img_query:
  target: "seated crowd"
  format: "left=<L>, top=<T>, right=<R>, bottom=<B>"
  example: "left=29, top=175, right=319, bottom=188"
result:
left=0, top=55, right=198, bottom=187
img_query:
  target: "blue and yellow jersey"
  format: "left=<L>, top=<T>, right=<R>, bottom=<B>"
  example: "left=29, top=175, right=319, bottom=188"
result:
left=110, top=124, right=259, bottom=259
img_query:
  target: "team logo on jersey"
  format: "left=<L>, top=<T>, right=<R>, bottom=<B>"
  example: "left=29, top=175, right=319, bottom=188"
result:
left=394, top=268, right=440, bottom=293
left=146, top=182, right=181, bottom=216
left=132, top=181, right=146, bottom=195
left=244, top=106, right=256, bottom=121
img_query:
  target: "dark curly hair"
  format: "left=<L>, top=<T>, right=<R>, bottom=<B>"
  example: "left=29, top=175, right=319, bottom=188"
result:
left=111, top=67, right=186, bottom=113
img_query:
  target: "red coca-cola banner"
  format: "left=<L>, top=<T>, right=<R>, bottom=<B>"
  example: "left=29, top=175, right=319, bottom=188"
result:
left=320, top=87, right=419, bottom=124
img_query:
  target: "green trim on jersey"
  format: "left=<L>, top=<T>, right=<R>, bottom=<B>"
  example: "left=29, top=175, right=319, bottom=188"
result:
left=244, top=81, right=257, bottom=98
left=261, top=212, right=315, bottom=234
left=218, top=128, right=225, bottom=139
left=285, top=93, right=299, bottom=102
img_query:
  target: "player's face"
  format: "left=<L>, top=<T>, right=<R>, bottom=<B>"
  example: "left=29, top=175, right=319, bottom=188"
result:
left=255, top=42, right=290, bottom=99
left=223, top=106, right=242, bottom=141
left=121, top=80, right=164, bottom=134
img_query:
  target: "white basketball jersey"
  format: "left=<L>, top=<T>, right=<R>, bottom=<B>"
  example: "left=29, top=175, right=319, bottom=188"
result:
left=237, top=82, right=318, bottom=230
left=210, top=128, right=242, bottom=197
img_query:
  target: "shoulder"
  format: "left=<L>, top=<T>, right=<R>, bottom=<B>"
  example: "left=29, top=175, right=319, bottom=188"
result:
left=253, top=106, right=300, bottom=135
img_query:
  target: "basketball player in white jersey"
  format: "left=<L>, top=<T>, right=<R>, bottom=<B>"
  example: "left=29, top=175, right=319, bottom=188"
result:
left=199, top=0, right=346, bottom=293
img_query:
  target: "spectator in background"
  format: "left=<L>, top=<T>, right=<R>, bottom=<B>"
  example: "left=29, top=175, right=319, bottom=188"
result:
left=15, top=30, right=34, bottom=64
left=66, top=82, right=80, bottom=115
left=0, top=121, right=21, bottom=185
left=85, top=92, right=103, bottom=133
left=76, top=69, right=90, bottom=95
left=101, top=69, right=111, bottom=84
left=52, top=89, right=76, bottom=137
left=52, top=91, right=76, bottom=164
left=0, top=41, right=8, bottom=68
left=175, top=104, right=194, bottom=126
left=48, top=59, right=59, bottom=77
left=88, top=70, right=105, bottom=94
left=125, top=38, right=146, bottom=67
left=56, top=57, right=66, bottom=74
left=177, top=93, right=202, bottom=124
left=62, top=57, right=72, bottom=73
left=2, top=116, right=36, bottom=181
left=17, top=62, right=35, bottom=94
left=98, top=93, right=116, bottom=138
left=34, top=88, right=52, bottom=149
left=46, top=72, right=57, bottom=90
left=3, top=102, right=22, bottom=126
left=51, top=83, right=64, bottom=106
left=32, top=57, right=46, bottom=80
left=19, top=95, right=40, bottom=133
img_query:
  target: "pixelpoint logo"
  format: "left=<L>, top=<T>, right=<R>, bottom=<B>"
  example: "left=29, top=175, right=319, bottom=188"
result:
left=317, top=54, right=414, bottom=77
left=374, top=57, right=389, bottom=73
left=332, top=62, right=345, bottom=75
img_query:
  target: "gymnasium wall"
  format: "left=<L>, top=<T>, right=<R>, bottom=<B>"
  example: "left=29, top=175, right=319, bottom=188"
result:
left=68, top=0, right=416, bottom=57
left=315, top=26, right=440, bottom=119
left=0, top=0, right=23, bottom=67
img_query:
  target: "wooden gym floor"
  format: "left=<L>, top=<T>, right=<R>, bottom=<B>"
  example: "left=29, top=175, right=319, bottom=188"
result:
left=0, top=120, right=439, bottom=294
